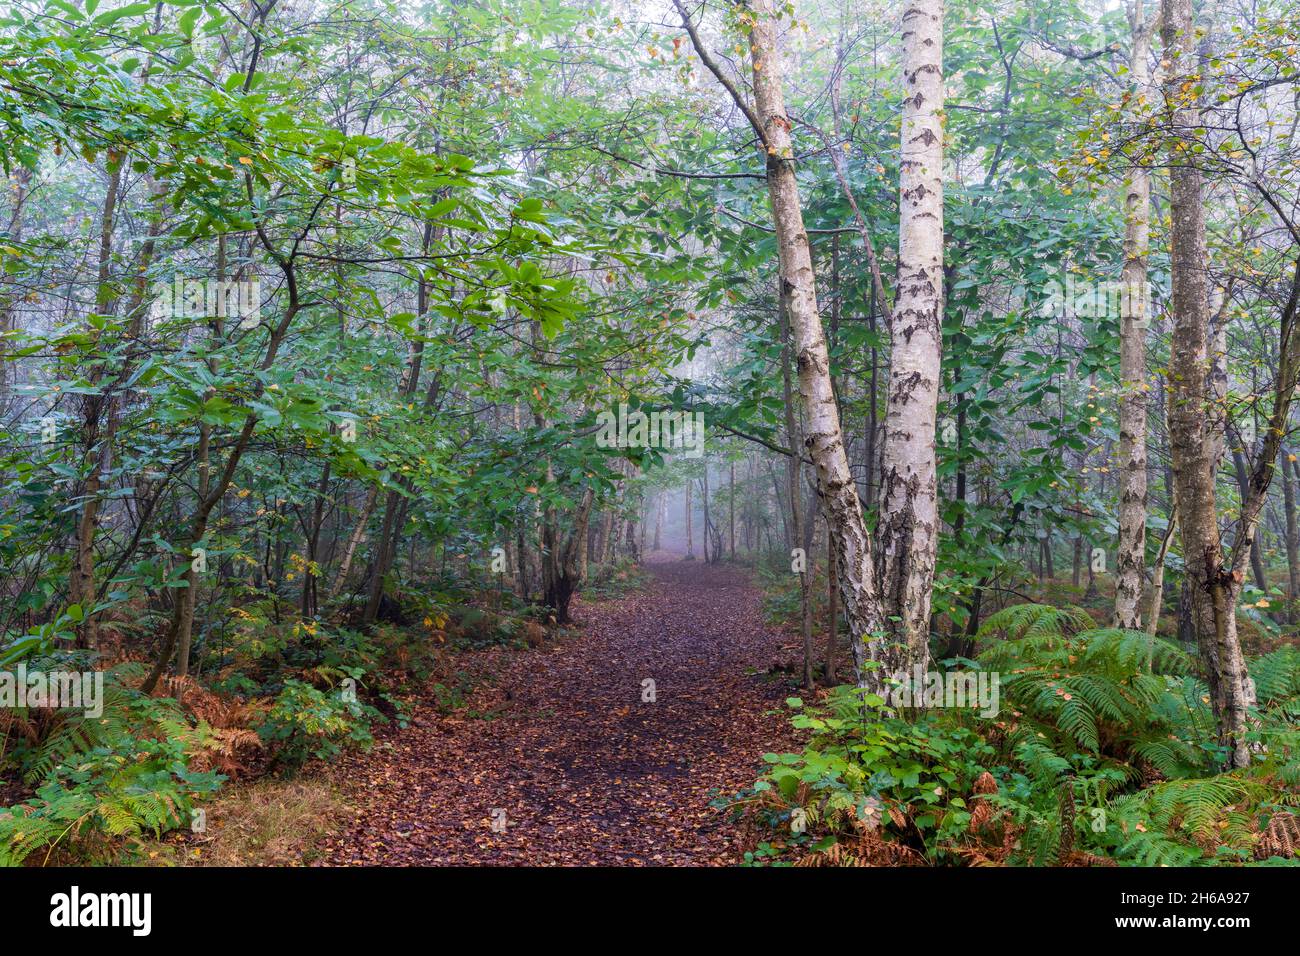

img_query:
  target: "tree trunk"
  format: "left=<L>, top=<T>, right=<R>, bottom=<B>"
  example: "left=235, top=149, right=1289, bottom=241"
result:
left=598, top=508, right=614, bottom=564
left=653, top=493, right=663, bottom=551
left=1285, top=455, right=1300, bottom=624
left=729, top=459, right=736, bottom=558
left=1162, top=0, right=1251, bottom=767
left=1146, top=512, right=1178, bottom=635
left=516, top=521, right=532, bottom=600
left=69, top=151, right=125, bottom=649
left=626, top=514, right=639, bottom=563
left=826, top=518, right=838, bottom=683
left=1085, top=538, right=1099, bottom=600
left=300, top=461, right=331, bottom=618
left=875, top=0, right=945, bottom=678
left=362, top=488, right=403, bottom=624
left=778, top=275, right=813, bottom=685
left=800, top=479, right=817, bottom=689
left=702, top=470, right=711, bottom=563
left=0, top=167, right=30, bottom=416
left=1113, top=0, right=1155, bottom=629
left=1232, top=449, right=1268, bottom=592
left=737, top=0, right=883, bottom=686
left=361, top=226, right=443, bottom=625
left=684, top=480, right=694, bottom=559
left=330, top=485, right=379, bottom=600
left=639, top=497, right=648, bottom=558
left=143, top=280, right=307, bottom=694
left=542, top=485, right=595, bottom=624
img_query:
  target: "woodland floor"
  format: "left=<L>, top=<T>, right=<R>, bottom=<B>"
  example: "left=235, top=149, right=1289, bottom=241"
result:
left=318, top=554, right=799, bottom=865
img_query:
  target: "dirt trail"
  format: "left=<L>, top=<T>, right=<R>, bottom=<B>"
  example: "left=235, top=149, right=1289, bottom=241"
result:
left=321, top=555, right=797, bottom=865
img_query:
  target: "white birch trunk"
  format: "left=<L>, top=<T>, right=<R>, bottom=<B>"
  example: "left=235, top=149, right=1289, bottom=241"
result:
left=1114, top=1, right=1155, bottom=629
left=746, top=0, right=883, bottom=686
left=875, top=0, right=945, bottom=677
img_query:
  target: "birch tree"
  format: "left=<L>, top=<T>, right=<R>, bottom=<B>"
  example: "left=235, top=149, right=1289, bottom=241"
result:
left=675, top=0, right=882, bottom=685
left=675, top=0, right=945, bottom=691
left=1113, top=0, right=1158, bottom=629
left=875, top=0, right=945, bottom=676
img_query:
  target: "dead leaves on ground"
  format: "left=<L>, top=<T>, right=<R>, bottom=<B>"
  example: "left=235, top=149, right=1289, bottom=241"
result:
left=320, top=558, right=797, bottom=865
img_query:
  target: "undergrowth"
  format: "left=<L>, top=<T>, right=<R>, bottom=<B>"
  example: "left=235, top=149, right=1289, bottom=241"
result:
left=732, top=601, right=1300, bottom=867
left=0, top=570, right=573, bottom=865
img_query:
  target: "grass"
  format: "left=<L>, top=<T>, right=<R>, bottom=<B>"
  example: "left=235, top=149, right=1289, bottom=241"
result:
left=140, top=777, right=348, bottom=866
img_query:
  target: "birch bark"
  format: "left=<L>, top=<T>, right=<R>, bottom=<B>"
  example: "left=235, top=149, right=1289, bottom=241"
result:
left=742, top=0, right=881, bottom=684
left=875, top=0, right=945, bottom=678
left=1114, top=0, right=1156, bottom=629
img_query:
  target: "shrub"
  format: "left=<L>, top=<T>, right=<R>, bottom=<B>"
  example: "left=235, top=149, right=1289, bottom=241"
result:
left=728, top=688, right=996, bottom=865
left=255, top=680, right=379, bottom=772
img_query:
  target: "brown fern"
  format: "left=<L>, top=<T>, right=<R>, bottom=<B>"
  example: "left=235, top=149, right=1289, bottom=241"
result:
left=1256, top=811, right=1300, bottom=860
left=798, top=832, right=926, bottom=867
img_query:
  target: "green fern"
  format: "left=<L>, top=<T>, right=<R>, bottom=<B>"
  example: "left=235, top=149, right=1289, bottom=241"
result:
left=0, top=666, right=222, bottom=866
left=976, top=602, right=1094, bottom=644
left=980, top=608, right=1207, bottom=780
left=1250, top=645, right=1300, bottom=706
left=22, top=682, right=138, bottom=784
left=1109, top=775, right=1263, bottom=865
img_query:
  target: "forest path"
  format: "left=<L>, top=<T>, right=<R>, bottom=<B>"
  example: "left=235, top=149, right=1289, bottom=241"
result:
left=320, top=554, right=796, bottom=865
